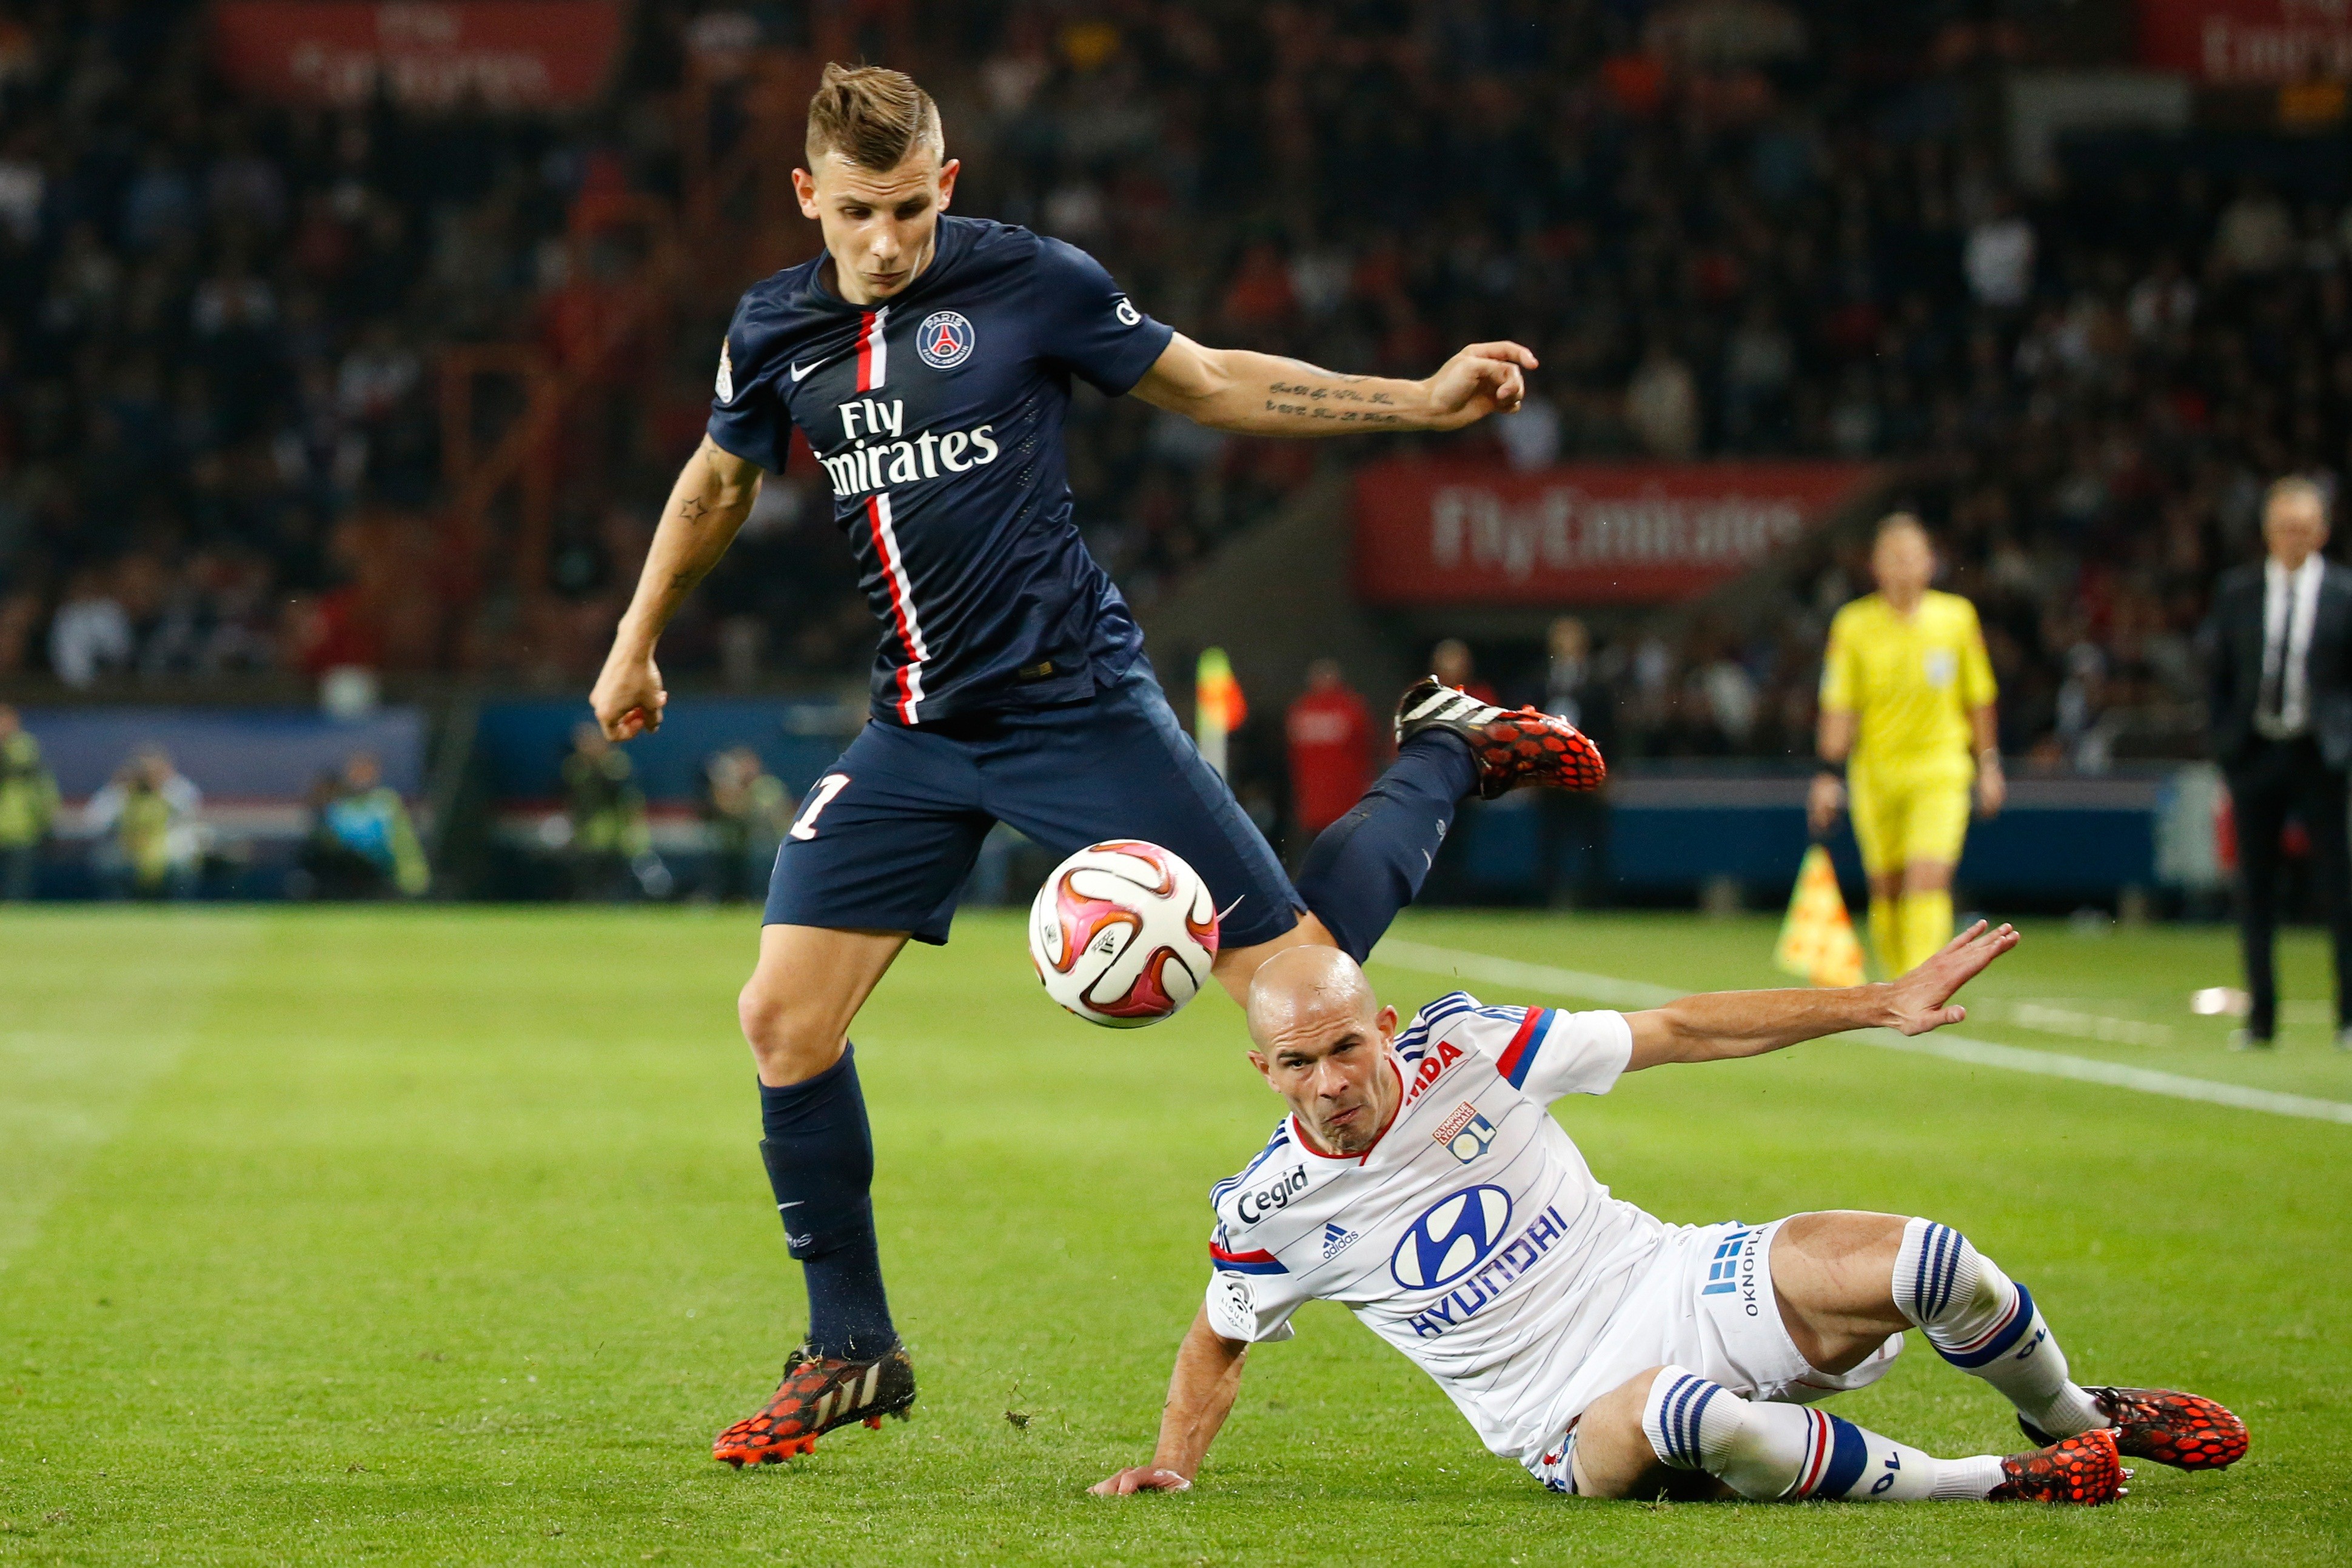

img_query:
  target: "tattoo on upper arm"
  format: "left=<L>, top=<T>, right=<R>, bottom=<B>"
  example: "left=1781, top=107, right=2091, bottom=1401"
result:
left=678, top=496, right=711, bottom=525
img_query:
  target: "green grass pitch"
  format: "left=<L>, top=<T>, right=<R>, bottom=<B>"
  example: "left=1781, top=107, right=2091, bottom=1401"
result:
left=4, top=905, right=2348, bottom=1565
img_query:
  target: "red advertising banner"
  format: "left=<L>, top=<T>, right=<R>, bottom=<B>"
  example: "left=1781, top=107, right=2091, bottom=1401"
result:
left=2139, top=0, right=2352, bottom=84
left=213, top=2, right=625, bottom=111
left=1353, top=459, right=1878, bottom=606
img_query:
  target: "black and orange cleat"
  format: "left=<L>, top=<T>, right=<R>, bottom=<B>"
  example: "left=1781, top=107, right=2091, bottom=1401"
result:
left=712, top=1342, right=916, bottom=1467
left=1395, top=678, right=1606, bottom=799
left=1988, top=1427, right=2128, bottom=1504
left=2020, top=1387, right=2248, bottom=1472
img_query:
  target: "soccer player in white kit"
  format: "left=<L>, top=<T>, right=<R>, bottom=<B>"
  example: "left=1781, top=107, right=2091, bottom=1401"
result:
left=1095, top=933, right=2247, bottom=1507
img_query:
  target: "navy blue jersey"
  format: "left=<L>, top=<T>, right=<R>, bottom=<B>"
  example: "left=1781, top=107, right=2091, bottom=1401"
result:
left=706, top=216, right=1174, bottom=723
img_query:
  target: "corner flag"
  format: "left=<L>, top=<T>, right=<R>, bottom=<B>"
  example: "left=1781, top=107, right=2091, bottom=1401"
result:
left=1774, top=845, right=1866, bottom=987
left=1195, top=648, right=1246, bottom=778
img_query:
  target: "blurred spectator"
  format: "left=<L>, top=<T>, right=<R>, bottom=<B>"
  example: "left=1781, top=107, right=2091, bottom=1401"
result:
left=48, top=571, right=133, bottom=688
left=1542, top=618, right=1611, bottom=745
left=1285, top=658, right=1374, bottom=846
left=1538, top=618, right=1611, bottom=908
left=0, top=704, right=58, bottom=899
left=563, top=722, right=662, bottom=900
left=2214, top=181, right=2294, bottom=276
left=87, top=747, right=201, bottom=899
left=1624, top=341, right=1701, bottom=458
left=298, top=751, right=427, bottom=899
left=1495, top=395, right=1562, bottom=472
left=1964, top=195, right=2036, bottom=309
left=1430, top=640, right=1498, bottom=705
left=699, top=745, right=791, bottom=902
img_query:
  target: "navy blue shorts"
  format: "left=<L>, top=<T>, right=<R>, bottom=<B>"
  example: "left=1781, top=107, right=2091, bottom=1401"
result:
left=764, top=661, right=1303, bottom=949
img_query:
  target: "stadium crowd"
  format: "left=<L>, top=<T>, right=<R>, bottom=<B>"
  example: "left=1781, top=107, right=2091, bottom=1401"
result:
left=0, top=1, right=2344, bottom=771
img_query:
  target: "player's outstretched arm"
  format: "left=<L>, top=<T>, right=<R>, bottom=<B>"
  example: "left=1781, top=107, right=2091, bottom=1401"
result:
left=1130, top=332, right=1535, bottom=437
left=1623, top=920, right=2019, bottom=1071
left=589, top=436, right=763, bottom=740
left=1091, top=1308, right=1248, bottom=1496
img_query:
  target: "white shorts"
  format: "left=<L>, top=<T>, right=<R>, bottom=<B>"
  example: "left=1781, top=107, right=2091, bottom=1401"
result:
left=1523, top=1218, right=1903, bottom=1493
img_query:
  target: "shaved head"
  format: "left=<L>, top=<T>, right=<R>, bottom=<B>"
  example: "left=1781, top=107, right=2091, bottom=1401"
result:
left=1246, top=946, right=1377, bottom=1048
left=1244, top=946, right=1400, bottom=1157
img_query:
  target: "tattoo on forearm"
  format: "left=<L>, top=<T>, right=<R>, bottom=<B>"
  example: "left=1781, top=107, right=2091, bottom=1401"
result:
left=1268, top=381, right=1395, bottom=406
left=678, top=495, right=712, bottom=525
left=1264, top=398, right=1403, bottom=425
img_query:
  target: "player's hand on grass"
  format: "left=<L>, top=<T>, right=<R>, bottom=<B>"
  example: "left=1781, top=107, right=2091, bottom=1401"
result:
left=1885, top=920, right=2018, bottom=1035
left=1419, top=341, right=1537, bottom=430
left=1090, top=1466, right=1192, bottom=1496
left=1806, top=772, right=1845, bottom=836
left=591, top=649, right=668, bottom=740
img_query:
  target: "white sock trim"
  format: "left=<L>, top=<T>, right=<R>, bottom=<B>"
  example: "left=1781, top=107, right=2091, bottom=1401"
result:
left=1930, top=1454, right=2007, bottom=1499
left=1641, top=1365, right=1730, bottom=1470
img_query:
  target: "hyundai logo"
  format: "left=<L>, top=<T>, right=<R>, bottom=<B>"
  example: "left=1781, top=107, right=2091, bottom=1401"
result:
left=1390, top=1185, right=1513, bottom=1290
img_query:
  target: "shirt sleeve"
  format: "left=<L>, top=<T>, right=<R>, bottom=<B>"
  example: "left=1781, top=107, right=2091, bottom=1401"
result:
left=1203, top=1224, right=1303, bottom=1344
left=1818, top=607, right=1860, bottom=714
left=1029, top=236, right=1176, bottom=396
left=1957, top=602, right=1998, bottom=709
left=705, top=297, right=793, bottom=474
left=1493, top=1006, right=1633, bottom=1106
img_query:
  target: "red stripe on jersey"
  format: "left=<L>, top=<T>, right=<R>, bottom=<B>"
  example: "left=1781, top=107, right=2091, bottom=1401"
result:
left=1494, top=1007, right=1544, bottom=1084
left=855, top=309, right=888, bottom=391
left=864, top=492, right=928, bottom=722
left=1209, top=1243, right=1278, bottom=1265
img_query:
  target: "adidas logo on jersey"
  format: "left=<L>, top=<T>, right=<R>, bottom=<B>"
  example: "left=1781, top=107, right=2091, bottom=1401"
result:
left=1320, top=1221, right=1359, bottom=1261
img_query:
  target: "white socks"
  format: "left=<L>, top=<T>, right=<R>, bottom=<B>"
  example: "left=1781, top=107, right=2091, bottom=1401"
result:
left=1642, top=1367, right=2005, bottom=1501
left=1893, top=1219, right=2105, bottom=1438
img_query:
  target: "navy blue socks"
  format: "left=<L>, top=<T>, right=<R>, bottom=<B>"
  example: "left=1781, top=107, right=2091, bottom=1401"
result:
left=1295, top=732, right=1479, bottom=961
left=757, top=1044, right=897, bottom=1362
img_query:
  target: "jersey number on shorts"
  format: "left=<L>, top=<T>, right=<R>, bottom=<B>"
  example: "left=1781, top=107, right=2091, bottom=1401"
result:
left=789, top=773, right=852, bottom=841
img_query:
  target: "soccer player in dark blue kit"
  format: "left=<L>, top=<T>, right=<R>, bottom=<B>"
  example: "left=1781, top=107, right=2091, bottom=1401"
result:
left=589, top=64, right=1606, bottom=1466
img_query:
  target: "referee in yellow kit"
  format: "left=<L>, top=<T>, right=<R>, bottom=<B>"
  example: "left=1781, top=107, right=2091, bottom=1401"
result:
left=1808, top=514, right=2004, bottom=977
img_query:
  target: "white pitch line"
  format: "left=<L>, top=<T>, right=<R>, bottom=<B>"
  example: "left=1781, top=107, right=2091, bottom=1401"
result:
left=1369, top=937, right=2352, bottom=1127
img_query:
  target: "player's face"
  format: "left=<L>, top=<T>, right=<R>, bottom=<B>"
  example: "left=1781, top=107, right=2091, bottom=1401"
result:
left=793, top=149, right=962, bottom=307
left=1249, top=1000, right=1402, bottom=1158
left=2265, top=492, right=2328, bottom=569
left=1871, top=527, right=1934, bottom=599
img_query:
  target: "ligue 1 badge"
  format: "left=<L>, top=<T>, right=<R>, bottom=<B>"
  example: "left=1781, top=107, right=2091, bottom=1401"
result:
left=916, top=309, right=975, bottom=370
left=715, top=338, right=734, bottom=402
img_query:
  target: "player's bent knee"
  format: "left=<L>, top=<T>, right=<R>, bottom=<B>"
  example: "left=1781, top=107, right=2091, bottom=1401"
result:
left=736, top=975, right=847, bottom=1083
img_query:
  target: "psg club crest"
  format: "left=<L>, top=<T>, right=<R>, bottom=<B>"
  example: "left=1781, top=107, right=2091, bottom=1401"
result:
left=916, top=310, right=975, bottom=370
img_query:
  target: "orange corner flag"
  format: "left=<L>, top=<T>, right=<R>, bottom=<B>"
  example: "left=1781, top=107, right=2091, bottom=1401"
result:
left=1774, top=845, right=1866, bottom=988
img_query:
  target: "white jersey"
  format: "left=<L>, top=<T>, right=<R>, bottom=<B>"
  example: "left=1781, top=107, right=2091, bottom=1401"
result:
left=1204, top=993, right=1670, bottom=1466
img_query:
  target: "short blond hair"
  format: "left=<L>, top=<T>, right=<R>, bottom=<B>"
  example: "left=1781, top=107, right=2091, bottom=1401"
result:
left=2265, top=474, right=2331, bottom=521
left=805, top=62, right=943, bottom=170
left=1875, top=511, right=1931, bottom=546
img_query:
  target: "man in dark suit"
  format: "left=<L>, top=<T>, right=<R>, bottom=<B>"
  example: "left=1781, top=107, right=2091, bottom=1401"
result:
left=2205, top=476, right=2352, bottom=1050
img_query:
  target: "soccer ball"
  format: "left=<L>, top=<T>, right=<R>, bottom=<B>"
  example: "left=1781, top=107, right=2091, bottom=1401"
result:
left=1028, top=840, right=1220, bottom=1027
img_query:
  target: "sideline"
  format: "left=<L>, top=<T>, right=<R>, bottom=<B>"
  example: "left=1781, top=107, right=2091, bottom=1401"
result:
left=1369, top=936, right=2352, bottom=1128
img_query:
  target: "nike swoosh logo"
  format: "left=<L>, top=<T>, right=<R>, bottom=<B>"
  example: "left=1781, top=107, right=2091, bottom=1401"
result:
left=790, top=360, right=817, bottom=381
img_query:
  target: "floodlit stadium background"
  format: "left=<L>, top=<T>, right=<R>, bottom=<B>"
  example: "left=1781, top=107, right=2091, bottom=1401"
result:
left=4, top=4, right=2350, bottom=1563
left=4, top=0, right=2347, bottom=915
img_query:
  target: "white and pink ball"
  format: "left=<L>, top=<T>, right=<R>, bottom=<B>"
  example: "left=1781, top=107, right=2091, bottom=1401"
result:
left=1028, top=840, right=1220, bottom=1027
